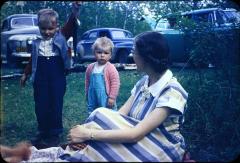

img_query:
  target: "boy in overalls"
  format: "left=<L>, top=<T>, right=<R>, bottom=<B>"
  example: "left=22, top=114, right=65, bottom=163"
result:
left=21, top=9, right=71, bottom=147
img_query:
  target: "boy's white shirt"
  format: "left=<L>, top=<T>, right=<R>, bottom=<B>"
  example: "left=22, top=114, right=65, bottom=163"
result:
left=92, top=62, right=106, bottom=73
left=38, top=38, right=59, bottom=57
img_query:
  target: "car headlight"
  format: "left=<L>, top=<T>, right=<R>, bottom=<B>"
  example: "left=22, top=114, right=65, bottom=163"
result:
left=27, top=35, right=37, bottom=44
left=27, top=39, right=33, bottom=44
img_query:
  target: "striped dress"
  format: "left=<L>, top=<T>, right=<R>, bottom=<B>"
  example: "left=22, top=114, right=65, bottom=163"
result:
left=25, top=69, right=188, bottom=162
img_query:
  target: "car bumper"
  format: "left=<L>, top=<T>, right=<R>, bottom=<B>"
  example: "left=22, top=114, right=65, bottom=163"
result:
left=12, top=52, right=31, bottom=57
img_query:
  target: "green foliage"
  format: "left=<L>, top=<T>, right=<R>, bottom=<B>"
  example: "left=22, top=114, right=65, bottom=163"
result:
left=1, top=67, right=240, bottom=162
left=178, top=66, right=240, bottom=161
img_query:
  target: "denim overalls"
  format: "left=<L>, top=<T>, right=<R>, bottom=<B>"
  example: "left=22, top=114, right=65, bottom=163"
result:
left=33, top=56, right=66, bottom=136
left=87, top=71, right=117, bottom=114
left=31, top=33, right=70, bottom=137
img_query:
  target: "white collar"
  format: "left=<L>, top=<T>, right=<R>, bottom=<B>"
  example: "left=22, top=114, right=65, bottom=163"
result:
left=95, top=62, right=107, bottom=68
left=142, top=69, right=173, bottom=97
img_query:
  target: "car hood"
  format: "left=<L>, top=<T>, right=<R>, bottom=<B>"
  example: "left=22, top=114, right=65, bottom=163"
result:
left=2, top=26, right=40, bottom=35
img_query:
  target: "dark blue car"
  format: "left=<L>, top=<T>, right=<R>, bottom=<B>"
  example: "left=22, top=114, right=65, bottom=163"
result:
left=76, top=28, right=134, bottom=64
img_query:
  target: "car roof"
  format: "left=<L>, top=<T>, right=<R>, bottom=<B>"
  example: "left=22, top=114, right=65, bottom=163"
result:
left=84, top=28, right=131, bottom=33
left=181, top=7, right=223, bottom=15
left=223, top=8, right=237, bottom=12
left=4, top=14, right=37, bottom=20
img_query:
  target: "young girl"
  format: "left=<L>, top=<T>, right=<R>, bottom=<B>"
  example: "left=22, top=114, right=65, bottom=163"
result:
left=85, top=37, right=120, bottom=114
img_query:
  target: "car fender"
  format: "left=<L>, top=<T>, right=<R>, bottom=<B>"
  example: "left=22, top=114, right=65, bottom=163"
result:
left=113, top=42, right=133, bottom=59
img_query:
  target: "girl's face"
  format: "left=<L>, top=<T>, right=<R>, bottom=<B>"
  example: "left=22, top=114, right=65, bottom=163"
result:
left=94, top=46, right=112, bottom=65
left=132, top=46, right=145, bottom=72
left=38, top=18, right=58, bottom=40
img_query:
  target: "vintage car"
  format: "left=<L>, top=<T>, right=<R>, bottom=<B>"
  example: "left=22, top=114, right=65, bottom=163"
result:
left=1, top=14, right=40, bottom=65
left=76, top=28, right=134, bottom=64
left=155, top=7, right=240, bottom=66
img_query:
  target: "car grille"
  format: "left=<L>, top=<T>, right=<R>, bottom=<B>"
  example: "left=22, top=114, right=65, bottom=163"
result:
left=15, top=41, right=28, bottom=52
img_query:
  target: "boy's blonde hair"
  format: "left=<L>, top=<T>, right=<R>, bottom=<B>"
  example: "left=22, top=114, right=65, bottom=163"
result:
left=37, top=8, right=59, bottom=26
left=92, top=37, right=114, bottom=53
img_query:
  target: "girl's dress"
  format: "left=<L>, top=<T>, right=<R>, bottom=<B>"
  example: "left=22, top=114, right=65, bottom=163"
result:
left=24, top=69, right=188, bottom=162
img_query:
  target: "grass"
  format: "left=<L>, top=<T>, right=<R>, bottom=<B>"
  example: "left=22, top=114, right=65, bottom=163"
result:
left=1, top=67, right=240, bottom=162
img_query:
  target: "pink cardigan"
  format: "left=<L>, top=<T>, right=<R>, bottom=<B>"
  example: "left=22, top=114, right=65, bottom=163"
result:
left=85, top=62, right=120, bottom=100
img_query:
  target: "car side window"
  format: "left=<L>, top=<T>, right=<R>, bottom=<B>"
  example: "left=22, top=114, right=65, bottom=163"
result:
left=216, top=11, right=227, bottom=25
left=88, top=31, right=97, bottom=40
left=99, top=31, right=111, bottom=38
left=2, top=20, right=8, bottom=31
left=125, top=31, right=133, bottom=38
left=192, top=12, right=211, bottom=23
left=111, top=31, right=126, bottom=39
left=81, top=33, right=88, bottom=40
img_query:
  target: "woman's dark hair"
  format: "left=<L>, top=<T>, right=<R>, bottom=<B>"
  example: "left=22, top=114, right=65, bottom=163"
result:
left=134, top=31, right=170, bottom=73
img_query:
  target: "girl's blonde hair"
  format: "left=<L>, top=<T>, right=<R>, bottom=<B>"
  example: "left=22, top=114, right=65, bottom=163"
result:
left=92, top=37, right=114, bottom=53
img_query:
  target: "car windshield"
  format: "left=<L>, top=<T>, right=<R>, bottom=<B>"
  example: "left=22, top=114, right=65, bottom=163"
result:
left=183, top=12, right=213, bottom=24
left=11, top=17, right=38, bottom=28
left=111, top=30, right=131, bottom=39
left=155, top=19, right=170, bottom=29
left=224, top=11, right=240, bottom=23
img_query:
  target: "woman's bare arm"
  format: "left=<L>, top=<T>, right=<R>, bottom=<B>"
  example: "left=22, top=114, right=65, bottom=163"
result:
left=118, top=95, right=134, bottom=116
left=68, top=107, right=170, bottom=143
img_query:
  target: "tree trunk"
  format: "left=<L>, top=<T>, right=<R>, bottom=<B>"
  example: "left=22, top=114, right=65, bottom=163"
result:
left=123, top=6, right=128, bottom=29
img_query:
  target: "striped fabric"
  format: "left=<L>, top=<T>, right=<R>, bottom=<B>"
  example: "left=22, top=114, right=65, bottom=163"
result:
left=65, top=107, right=185, bottom=162
left=25, top=69, right=188, bottom=162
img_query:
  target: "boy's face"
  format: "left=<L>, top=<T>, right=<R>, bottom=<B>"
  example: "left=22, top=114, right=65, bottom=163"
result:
left=94, top=46, right=112, bottom=65
left=38, top=18, right=58, bottom=40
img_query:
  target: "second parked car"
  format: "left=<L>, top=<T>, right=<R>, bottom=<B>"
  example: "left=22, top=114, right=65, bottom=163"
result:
left=155, top=7, right=240, bottom=67
left=76, top=28, right=134, bottom=64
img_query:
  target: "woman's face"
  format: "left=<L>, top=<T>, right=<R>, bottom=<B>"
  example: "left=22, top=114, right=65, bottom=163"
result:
left=132, top=46, right=145, bottom=72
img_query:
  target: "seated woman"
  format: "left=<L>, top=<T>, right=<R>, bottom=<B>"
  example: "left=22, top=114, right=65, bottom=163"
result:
left=23, top=31, right=189, bottom=162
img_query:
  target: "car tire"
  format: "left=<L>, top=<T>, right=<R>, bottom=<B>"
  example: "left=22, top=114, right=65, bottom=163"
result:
left=117, top=49, right=128, bottom=64
left=75, top=44, right=84, bottom=64
left=6, top=44, right=17, bottom=68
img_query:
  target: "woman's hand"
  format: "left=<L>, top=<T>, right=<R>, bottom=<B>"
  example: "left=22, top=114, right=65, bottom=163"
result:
left=107, top=98, right=115, bottom=108
left=1, top=141, right=31, bottom=162
left=67, top=125, right=90, bottom=143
